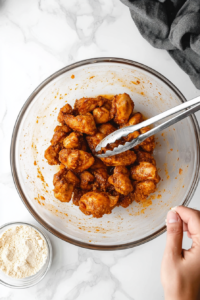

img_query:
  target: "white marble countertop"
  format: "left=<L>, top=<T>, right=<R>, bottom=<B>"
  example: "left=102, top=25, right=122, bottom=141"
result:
left=1, top=1, right=200, bottom=299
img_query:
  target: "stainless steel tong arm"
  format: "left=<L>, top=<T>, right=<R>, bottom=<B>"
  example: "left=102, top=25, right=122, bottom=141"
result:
left=95, top=96, right=200, bottom=158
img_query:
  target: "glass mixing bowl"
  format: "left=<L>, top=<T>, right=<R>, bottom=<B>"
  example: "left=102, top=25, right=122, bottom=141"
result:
left=10, top=58, right=200, bottom=250
left=0, top=222, right=52, bottom=288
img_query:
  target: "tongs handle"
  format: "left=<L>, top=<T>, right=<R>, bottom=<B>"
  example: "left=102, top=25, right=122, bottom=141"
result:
left=96, top=96, right=200, bottom=157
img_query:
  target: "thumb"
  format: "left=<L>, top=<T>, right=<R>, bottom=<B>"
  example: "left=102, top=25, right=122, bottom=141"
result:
left=165, top=209, right=183, bottom=257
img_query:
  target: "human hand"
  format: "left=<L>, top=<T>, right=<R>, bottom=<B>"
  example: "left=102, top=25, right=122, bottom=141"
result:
left=161, top=206, right=200, bottom=300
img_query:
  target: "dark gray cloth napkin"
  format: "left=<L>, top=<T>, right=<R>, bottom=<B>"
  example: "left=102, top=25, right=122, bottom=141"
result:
left=121, top=0, right=200, bottom=89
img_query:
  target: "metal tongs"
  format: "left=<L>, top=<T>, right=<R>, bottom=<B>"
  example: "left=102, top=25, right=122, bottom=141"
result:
left=95, top=96, right=200, bottom=158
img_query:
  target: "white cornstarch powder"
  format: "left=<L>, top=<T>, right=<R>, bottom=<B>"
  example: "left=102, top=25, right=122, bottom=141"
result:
left=0, top=225, right=48, bottom=279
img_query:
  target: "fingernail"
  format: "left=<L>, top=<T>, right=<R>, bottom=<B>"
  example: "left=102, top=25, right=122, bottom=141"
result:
left=171, top=206, right=178, bottom=213
left=167, top=210, right=179, bottom=223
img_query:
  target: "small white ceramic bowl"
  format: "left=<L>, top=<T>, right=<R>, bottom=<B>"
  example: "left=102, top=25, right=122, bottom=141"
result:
left=0, top=222, right=52, bottom=289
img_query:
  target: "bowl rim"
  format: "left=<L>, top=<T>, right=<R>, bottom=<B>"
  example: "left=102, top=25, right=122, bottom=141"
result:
left=0, top=221, right=52, bottom=288
left=10, top=57, right=200, bottom=250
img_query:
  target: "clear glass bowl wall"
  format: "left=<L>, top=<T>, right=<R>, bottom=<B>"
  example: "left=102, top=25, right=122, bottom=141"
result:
left=11, top=59, right=200, bottom=250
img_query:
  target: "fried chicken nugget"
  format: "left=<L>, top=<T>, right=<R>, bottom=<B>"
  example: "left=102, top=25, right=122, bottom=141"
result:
left=51, top=125, right=71, bottom=145
left=72, top=188, right=86, bottom=206
left=122, top=112, right=143, bottom=142
left=80, top=171, right=95, bottom=190
left=108, top=166, right=133, bottom=195
left=133, top=180, right=156, bottom=202
left=79, top=192, right=119, bottom=218
left=139, top=126, right=155, bottom=152
left=63, top=132, right=84, bottom=149
left=86, top=132, right=106, bottom=154
left=64, top=113, right=97, bottom=135
left=110, top=93, right=134, bottom=125
left=131, top=162, right=158, bottom=181
left=75, top=96, right=107, bottom=115
left=93, top=107, right=111, bottom=124
left=53, top=169, right=80, bottom=202
left=118, top=193, right=135, bottom=208
left=90, top=157, right=107, bottom=170
left=98, top=123, right=116, bottom=135
left=44, top=144, right=61, bottom=165
left=101, top=150, right=137, bottom=166
left=57, top=104, right=73, bottom=124
left=59, top=149, right=95, bottom=173
left=136, top=150, right=156, bottom=166
left=92, top=168, right=110, bottom=191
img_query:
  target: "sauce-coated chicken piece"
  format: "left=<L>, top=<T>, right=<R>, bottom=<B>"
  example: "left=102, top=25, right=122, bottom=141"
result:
left=103, top=139, right=124, bottom=153
left=59, top=149, right=95, bottom=173
left=97, top=122, right=125, bottom=154
left=154, top=173, right=161, bottom=184
left=64, top=113, right=97, bottom=135
left=80, top=138, right=89, bottom=152
left=93, top=107, right=111, bottom=124
left=118, top=193, right=135, bottom=208
left=110, top=93, right=134, bottom=125
left=108, top=194, right=120, bottom=207
left=133, top=180, right=156, bottom=202
left=124, top=130, right=140, bottom=142
left=60, top=103, right=73, bottom=114
left=63, top=132, right=84, bottom=149
left=92, top=168, right=110, bottom=191
left=54, top=125, right=72, bottom=133
left=114, top=165, right=130, bottom=175
left=73, top=188, right=86, bottom=206
left=53, top=168, right=67, bottom=186
left=98, top=123, right=116, bottom=135
left=101, top=150, right=137, bottom=166
left=140, top=126, right=154, bottom=144
left=75, top=96, right=107, bottom=115
left=86, top=132, right=105, bottom=154
left=136, top=150, right=156, bottom=165
left=53, top=168, right=80, bottom=187
left=131, top=162, right=158, bottom=181
left=79, top=192, right=119, bottom=218
left=122, top=112, right=143, bottom=142
left=96, top=123, right=122, bottom=154
left=53, top=169, right=80, bottom=202
left=139, top=126, right=155, bottom=152
left=102, top=99, right=112, bottom=111
left=90, top=157, right=107, bottom=170
left=102, top=100, right=112, bottom=112
left=63, top=133, right=88, bottom=151
left=57, top=104, right=73, bottom=124
left=59, top=163, right=66, bottom=170
left=44, top=144, right=61, bottom=165
left=50, top=131, right=68, bottom=145
left=128, top=112, right=143, bottom=125
left=108, top=166, right=133, bottom=195
left=65, top=170, right=80, bottom=186
left=51, top=125, right=72, bottom=145
left=80, top=171, right=95, bottom=190
left=140, top=141, right=155, bottom=152
left=54, top=180, right=74, bottom=202
left=96, top=137, right=125, bottom=155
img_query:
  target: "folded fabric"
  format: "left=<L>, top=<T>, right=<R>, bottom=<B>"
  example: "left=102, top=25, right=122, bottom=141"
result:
left=121, top=0, right=200, bottom=89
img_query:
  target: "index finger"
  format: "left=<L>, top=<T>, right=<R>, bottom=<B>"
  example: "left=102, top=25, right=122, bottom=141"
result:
left=174, top=206, right=200, bottom=242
